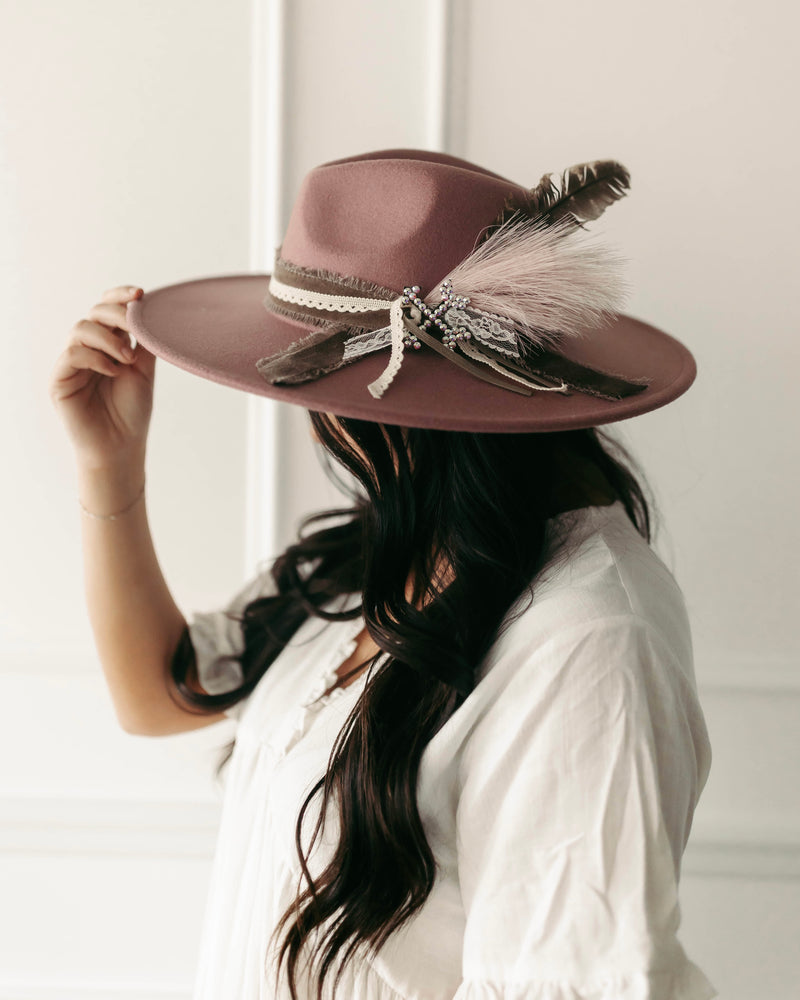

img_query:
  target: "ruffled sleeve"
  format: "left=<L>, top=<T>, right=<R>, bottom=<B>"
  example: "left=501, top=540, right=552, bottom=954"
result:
left=186, top=562, right=277, bottom=719
left=453, top=615, right=717, bottom=1000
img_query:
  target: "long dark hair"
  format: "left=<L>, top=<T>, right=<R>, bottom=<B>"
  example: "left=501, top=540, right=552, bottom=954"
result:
left=171, top=411, right=654, bottom=999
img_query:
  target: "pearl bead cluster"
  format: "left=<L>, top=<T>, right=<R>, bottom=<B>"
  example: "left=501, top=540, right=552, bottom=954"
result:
left=400, top=279, right=472, bottom=351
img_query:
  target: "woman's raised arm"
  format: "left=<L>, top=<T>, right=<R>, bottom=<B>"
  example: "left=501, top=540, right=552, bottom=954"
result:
left=49, top=285, right=226, bottom=735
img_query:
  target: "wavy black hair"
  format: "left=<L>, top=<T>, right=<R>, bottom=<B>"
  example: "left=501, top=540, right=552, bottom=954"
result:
left=170, top=410, right=654, bottom=999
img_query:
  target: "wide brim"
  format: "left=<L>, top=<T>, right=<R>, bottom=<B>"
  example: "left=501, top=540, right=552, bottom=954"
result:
left=127, top=274, right=696, bottom=433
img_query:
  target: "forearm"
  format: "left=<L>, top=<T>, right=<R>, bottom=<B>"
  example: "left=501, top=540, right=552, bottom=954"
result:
left=77, top=457, right=214, bottom=734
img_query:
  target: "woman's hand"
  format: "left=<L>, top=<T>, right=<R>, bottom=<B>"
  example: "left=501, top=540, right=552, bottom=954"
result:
left=49, top=285, right=155, bottom=469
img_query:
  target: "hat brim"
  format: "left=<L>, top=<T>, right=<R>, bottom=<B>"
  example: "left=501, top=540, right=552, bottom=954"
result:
left=127, top=274, right=696, bottom=433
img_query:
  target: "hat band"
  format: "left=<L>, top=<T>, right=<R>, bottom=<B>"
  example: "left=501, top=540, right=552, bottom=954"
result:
left=257, top=257, right=649, bottom=402
left=264, top=269, right=569, bottom=399
left=267, top=276, right=393, bottom=316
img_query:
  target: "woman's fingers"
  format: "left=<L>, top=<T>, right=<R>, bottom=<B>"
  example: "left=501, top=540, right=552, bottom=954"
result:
left=52, top=343, right=123, bottom=389
left=51, top=285, right=146, bottom=401
left=85, top=301, right=134, bottom=336
left=71, top=318, right=137, bottom=364
left=100, top=285, right=142, bottom=305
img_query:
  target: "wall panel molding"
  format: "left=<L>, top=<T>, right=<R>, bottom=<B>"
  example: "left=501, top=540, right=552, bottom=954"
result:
left=0, top=646, right=96, bottom=675
left=0, top=982, right=189, bottom=1000
left=425, top=0, right=471, bottom=155
left=2, top=794, right=798, bottom=879
left=425, top=0, right=452, bottom=151
left=8, top=651, right=800, bottom=699
left=244, top=0, right=288, bottom=577
left=683, top=835, right=800, bottom=880
left=0, top=797, right=219, bottom=860
left=698, top=663, right=800, bottom=696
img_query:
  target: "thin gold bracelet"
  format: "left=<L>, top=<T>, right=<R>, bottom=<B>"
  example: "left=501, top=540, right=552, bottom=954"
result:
left=78, top=481, right=146, bottom=521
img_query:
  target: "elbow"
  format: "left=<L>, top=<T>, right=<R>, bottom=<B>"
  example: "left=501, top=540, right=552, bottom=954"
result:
left=116, top=708, right=168, bottom=737
left=113, top=693, right=218, bottom=737
left=114, top=648, right=193, bottom=736
left=114, top=693, right=184, bottom=736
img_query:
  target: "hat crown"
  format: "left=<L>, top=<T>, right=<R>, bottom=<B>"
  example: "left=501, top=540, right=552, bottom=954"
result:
left=279, top=150, right=527, bottom=296
left=127, top=147, right=696, bottom=432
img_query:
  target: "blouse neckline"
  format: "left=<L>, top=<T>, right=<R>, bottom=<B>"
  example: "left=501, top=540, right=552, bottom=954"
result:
left=282, top=500, right=627, bottom=758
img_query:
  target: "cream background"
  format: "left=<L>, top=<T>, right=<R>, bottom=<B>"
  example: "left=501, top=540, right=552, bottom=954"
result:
left=0, top=0, right=797, bottom=996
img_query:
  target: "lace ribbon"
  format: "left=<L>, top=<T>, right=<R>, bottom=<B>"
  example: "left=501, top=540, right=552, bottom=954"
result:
left=267, top=277, right=392, bottom=315
left=266, top=276, right=566, bottom=399
left=261, top=270, right=649, bottom=402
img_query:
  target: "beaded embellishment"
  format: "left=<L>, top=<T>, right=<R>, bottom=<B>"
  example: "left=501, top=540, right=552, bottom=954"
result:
left=400, top=279, right=472, bottom=351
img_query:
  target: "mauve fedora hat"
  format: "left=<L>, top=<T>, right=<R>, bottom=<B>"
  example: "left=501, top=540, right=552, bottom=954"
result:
left=127, top=148, right=696, bottom=433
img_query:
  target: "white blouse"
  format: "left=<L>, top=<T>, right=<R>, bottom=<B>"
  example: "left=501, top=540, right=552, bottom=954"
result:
left=189, top=501, right=718, bottom=1000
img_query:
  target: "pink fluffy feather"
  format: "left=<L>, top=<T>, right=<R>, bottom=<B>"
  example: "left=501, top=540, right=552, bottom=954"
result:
left=433, top=216, right=628, bottom=347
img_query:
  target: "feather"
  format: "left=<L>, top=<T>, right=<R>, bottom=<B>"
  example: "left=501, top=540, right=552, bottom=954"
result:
left=480, top=160, right=630, bottom=243
left=437, top=214, right=627, bottom=348
left=524, top=159, right=631, bottom=230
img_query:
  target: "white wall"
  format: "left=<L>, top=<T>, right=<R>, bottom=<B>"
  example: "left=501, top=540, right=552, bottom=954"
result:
left=1, top=0, right=798, bottom=997
left=1, top=1, right=252, bottom=995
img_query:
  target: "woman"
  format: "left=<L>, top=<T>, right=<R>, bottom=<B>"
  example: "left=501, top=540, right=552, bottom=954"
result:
left=49, top=150, right=717, bottom=999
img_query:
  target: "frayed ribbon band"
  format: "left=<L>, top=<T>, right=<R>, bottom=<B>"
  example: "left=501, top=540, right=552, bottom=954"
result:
left=256, top=259, right=649, bottom=402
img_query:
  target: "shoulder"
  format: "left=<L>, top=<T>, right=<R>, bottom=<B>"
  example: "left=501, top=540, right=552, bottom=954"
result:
left=456, top=502, right=707, bottom=765
left=488, top=501, right=695, bottom=687
left=457, top=501, right=710, bottom=787
left=454, top=502, right=712, bottom=818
